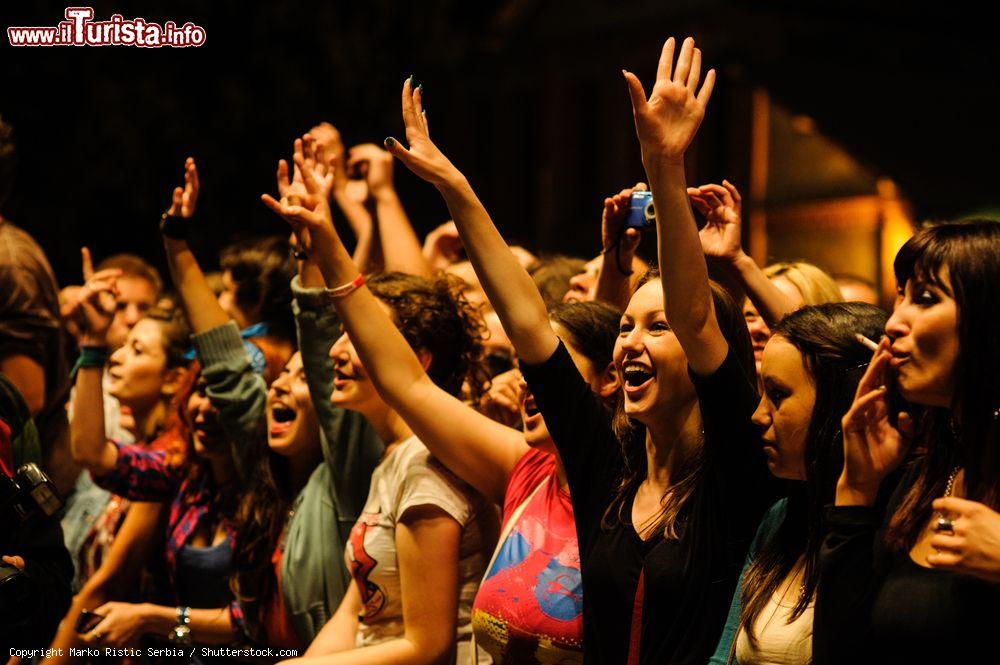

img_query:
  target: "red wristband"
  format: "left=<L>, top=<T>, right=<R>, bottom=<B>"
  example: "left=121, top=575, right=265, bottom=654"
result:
left=325, top=273, right=365, bottom=299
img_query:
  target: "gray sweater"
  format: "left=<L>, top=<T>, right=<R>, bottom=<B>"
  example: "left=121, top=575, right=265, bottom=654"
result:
left=191, top=276, right=382, bottom=645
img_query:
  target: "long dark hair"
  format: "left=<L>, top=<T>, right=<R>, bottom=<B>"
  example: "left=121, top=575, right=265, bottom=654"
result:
left=230, top=442, right=288, bottom=641
left=885, top=219, right=1000, bottom=550
left=737, top=303, right=887, bottom=652
left=604, top=269, right=756, bottom=540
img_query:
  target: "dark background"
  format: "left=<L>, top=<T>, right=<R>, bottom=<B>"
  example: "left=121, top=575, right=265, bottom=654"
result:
left=2, top=1, right=998, bottom=287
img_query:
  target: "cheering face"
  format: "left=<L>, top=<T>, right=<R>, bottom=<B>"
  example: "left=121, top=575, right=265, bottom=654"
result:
left=267, top=353, right=320, bottom=457
left=613, top=280, right=694, bottom=422
left=107, top=319, right=170, bottom=411
left=742, top=297, right=771, bottom=375
left=752, top=336, right=815, bottom=480
left=885, top=267, right=959, bottom=408
left=105, top=276, right=158, bottom=351
left=186, top=376, right=227, bottom=458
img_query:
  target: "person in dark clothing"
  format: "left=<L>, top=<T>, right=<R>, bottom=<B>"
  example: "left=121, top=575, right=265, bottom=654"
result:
left=381, top=38, right=775, bottom=663
left=817, top=219, right=1000, bottom=664
left=0, top=372, right=73, bottom=652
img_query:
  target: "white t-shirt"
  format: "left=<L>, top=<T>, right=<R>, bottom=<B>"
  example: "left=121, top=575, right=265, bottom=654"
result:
left=734, top=592, right=814, bottom=665
left=345, top=436, right=493, bottom=662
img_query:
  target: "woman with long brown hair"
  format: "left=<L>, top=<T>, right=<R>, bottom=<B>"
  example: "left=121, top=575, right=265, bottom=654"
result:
left=817, top=219, right=1000, bottom=664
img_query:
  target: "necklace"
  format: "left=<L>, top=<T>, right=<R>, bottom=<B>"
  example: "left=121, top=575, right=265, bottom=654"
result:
left=932, top=466, right=961, bottom=531
left=942, top=466, right=960, bottom=498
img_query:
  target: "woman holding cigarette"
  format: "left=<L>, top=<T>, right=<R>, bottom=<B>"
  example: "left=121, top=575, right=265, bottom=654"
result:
left=816, top=219, right=1000, bottom=664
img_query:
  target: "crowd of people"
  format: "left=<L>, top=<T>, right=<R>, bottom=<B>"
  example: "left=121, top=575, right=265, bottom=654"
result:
left=2, top=36, right=999, bottom=665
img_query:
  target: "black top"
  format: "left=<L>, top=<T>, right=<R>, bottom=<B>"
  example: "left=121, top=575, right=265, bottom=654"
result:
left=520, top=343, right=774, bottom=665
left=817, top=465, right=1000, bottom=665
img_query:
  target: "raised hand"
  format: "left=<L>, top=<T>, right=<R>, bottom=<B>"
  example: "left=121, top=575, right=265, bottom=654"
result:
left=623, top=37, right=716, bottom=167
left=691, top=180, right=744, bottom=263
left=927, top=496, right=1000, bottom=582
left=65, top=248, right=120, bottom=344
left=478, top=368, right=524, bottom=428
left=383, top=77, right=462, bottom=188
left=602, top=183, right=646, bottom=259
left=167, top=157, right=200, bottom=218
left=837, top=338, right=915, bottom=505
left=262, top=134, right=337, bottom=246
left=348, top=143, right=395, bottom=198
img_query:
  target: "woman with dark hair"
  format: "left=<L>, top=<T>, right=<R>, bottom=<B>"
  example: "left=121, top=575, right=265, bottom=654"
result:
left=157, top=154, right=382, bottom=648
left=375, top=39, right=774, bottom=663
left=218, top=233, right=297, bottom=382
left=707, top=302, right=888, bottom=664
left=817, top=219, right=1000, bottom=664
left=263, top=138, right=496, bottom=664
left=264, top=136, right=623, bottom=663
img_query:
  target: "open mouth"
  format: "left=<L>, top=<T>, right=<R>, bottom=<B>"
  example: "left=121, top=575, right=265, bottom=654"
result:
left=622, top=361, right=655, bottom=394
left=332, top=367, right=354, bottom=390
left=269, top=403, right=297, bottom=435
left=193, top=420, right=223, bottom=443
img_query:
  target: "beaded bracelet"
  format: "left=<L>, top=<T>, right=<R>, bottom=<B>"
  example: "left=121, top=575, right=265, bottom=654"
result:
left=325, top=273, right=365, bottom=300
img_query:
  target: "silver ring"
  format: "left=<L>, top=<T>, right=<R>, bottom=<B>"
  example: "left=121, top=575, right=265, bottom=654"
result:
left=935, top=516, right=954, bottom=533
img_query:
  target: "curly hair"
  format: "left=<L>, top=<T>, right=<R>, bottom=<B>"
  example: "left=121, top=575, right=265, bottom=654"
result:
left=367, top=271, right=489, bottom=402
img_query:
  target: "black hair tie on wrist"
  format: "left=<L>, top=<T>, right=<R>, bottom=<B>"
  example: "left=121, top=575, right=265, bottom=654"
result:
left=602, top=226, right=634, bottom=276
left=160, top=211, right=194, bottom=240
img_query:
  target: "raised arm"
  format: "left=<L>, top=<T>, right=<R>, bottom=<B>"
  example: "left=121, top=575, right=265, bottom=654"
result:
left=595, top=183, right=645, bottom=310
left=263, top=134, right=527, bottom=504
left=160, top=158, right=228, bottom=333
left=624, top=36, right=726, bottom=375
left=160, top=157, right=267, bottom=483
left=690, top=179, right=799, bottom=325
left=383, top=77, right=559, bottom=365
left=313, top=122, right=378, bottom=272
left=348, top=143, right=431, bottom=277
left=66, top=252, right=121, bottom=476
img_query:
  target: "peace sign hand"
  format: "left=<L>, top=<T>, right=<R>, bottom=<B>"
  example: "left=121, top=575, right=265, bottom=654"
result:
left=623, top=37, right=716, bottom=167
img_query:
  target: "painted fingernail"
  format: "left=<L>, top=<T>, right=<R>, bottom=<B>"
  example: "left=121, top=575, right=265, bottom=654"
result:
left=384, top=137, right=395, bottom=148
left=408, top=74, right=414, bottom=86
left=416, top=83, right=424, bottom=94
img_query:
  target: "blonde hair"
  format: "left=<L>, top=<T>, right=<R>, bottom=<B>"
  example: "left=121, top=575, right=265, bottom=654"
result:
left=764, top=261, right=844, bottom=306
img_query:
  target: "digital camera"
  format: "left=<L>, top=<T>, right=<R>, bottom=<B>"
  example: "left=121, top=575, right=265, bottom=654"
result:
left=624, top=190, right=655, bottom=230
left=0, top=463, right=63, bottom=528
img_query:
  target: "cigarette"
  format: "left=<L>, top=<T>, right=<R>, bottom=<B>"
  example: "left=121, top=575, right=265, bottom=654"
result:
left=854, top=333, right=880, bottom=352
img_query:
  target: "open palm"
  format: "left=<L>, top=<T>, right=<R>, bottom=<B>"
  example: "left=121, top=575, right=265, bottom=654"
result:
left=691, top=180, right=744, bottom=262
left=384, top=77, right=462, bottom=188
left=624, top=37, right=716, bottom=165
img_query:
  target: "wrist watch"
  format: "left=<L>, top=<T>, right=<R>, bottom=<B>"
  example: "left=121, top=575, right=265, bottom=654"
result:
left=169, top=606, right=192, bottom=645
